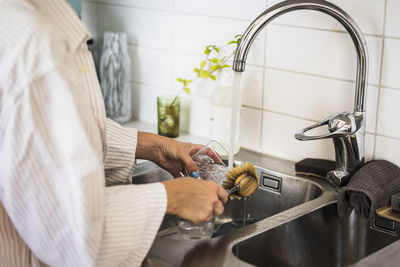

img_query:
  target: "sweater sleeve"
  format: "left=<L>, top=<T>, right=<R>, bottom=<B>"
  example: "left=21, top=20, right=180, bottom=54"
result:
left=104, top=118, right=138, bottom=186
left=0, top=65, right=166, bottom=267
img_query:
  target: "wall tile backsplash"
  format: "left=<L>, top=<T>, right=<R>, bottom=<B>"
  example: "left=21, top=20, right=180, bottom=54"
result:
left=82, top=0, right=400, bottom=165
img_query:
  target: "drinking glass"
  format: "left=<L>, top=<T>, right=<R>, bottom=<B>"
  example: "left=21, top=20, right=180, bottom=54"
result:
left=157, top=95, right=180, bottom=138
left=177, top=140, right=230, bottom=240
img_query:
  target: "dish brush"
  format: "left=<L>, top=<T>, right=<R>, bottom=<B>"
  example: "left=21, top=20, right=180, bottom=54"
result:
left=223, top=162, right=259, bottom=199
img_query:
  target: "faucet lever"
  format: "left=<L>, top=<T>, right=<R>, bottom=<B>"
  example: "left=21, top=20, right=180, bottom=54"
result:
left=297, top=111, right=365, bottom=187
left=295, top=112, right=356, bottom=141
left=296, top=112, right=364, bottom=187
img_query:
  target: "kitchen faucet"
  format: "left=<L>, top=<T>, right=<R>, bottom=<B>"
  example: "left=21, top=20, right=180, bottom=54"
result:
left=232, top=0, right=368, bottom=187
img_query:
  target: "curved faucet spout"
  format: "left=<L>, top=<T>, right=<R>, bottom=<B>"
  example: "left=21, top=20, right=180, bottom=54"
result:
left=233, top=0, right=368, bottom=113
left=233, top=0, right=369, bottom=186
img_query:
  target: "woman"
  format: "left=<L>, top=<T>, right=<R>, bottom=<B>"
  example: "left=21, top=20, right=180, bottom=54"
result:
left=0, top=0, right=227, bottom=266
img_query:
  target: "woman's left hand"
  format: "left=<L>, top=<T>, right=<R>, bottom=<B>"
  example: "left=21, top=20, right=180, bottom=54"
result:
left=136, top=131, right=203, bottom=177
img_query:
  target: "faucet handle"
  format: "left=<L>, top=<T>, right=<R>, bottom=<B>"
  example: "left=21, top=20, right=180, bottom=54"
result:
left=295, top=112, right=356, bottom=141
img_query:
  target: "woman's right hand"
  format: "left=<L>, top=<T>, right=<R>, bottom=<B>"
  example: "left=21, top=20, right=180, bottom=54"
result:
left=161, top=178, right=228, bottom=224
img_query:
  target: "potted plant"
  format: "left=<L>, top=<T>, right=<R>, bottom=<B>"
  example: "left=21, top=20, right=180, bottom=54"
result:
left=157, top=34, right=242, bottom=138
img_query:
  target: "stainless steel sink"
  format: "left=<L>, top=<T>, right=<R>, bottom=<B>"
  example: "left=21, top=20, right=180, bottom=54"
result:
left=232, top=203, right=400, bottom=267
left=132, top=161, right=322, bottom=239
left=135, top=151, right=399, bottom=267
left=132, top=161, right=174, bottom=184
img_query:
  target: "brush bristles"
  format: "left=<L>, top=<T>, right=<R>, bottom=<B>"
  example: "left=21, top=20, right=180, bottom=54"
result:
left=223, top=162, right=259, bottom=199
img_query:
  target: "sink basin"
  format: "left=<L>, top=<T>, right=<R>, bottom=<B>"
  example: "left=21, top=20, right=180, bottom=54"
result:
left=232, top=203, right=400, bottom=267
left=132, top=161, right=322, bottom=238
left=213, top=168, right=322, bottom=237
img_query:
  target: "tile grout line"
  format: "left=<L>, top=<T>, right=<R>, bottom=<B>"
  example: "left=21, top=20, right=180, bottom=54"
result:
left=96, top=1, right=172, bottom=12
left=375, top=133, right=400, bottom=142
left=270, top=22, right=384, bottom=38
left=258, top=0, right=269, bottom=154
left=171, top=0, right=176, bottom=93
left=96, top=1, right=252, bottom=22
left=264, top=66, right=378, bottom=87
left=372, top=0, right=388, bottom=159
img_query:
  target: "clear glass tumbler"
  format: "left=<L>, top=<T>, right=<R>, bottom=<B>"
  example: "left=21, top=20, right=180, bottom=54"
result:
left=157, top=95, right=180, bottom=138
left=177, top=140, right=229, bottom=240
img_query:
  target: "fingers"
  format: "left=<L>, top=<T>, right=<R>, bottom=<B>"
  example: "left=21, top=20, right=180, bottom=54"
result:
left=206, top=181, right=227, bottom=216
left=188, top=143, right=204, bottom=157
left=213, top=200, right=224, bottom=216
left=162, top=178, right=227, bottom=224
left=178, top=150, right=199, bottom=177
left=217, top=185, right=229, bottom=204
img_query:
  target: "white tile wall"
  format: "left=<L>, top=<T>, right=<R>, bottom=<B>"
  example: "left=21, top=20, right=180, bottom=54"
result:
left=129, top=45, right=173, bottom=88
left=377, top=88, right=400, bottom=138
left=175, top=0, right=267, bottom=21
left=131, top=82, right=169, bottom=122
left=241, top=65, right=264, bottom=109
left=85, top=0, right=400, bottom=165
left=381, top=38, right=400, bottom=89
left=268, top=0, right=385, bottom=36
left=173, top=13, right=265, bottom=66
left=261, top=111, right=335, bottom=162
left=174, top=0, right=266, bottom=21
left=98, top=4, right=173, bottom=49
left=265, top=25, right=382, bottom=85
left=385, top=0, right=400, bottom=38
left=263, top=68, right=378, bottom=133
left=365, top=134, right=375, bottom=161
left=82, top=1, right=98, bottom=38
left=241, top=107, right=261, bottom=152
left=187, top=95, right=211, bottom=138
left=98, top=0, right=173, bottom=11
left=375, top=136, right=400, bottom=167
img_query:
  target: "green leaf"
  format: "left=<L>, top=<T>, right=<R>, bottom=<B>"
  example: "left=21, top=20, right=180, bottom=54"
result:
left=200, top=69, right=210, bottom=79
left=220, top=56, right=226, bottom=62
left=210, top=58, right=219, bottom=63
left=184, top=87, right=190, bottom=94
left=210, top=75, right=216, bottom=81
left=235, top=34, right=242, bottom=39
left=176, top=78, right=184, bottom=82
left=204, top=47, right=211, bottom=55
left=200, top=60, right=207, bottom=68
left=193, top=67, right=200, bottom=73
left=227, top=40, right=236, bottom=45
left=221, top=64, right=230, bottom=69
left=214, top=47, right=220, bottom=53
left=210, top=64, right=220, bottom=72
left=187, top=80, right=192, bottom=83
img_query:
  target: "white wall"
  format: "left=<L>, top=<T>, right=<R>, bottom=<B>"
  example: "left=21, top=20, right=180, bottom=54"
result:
left=82, top=0, right=400, bottom=166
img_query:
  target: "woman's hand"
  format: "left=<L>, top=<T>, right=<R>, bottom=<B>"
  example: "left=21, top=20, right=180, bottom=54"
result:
left=162, top=178, right=228, bottom=224
left=136, top=131, right=203, bottom=177
left=136, top=132, right=229, bottom=223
